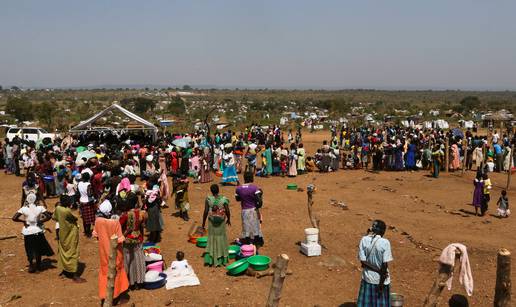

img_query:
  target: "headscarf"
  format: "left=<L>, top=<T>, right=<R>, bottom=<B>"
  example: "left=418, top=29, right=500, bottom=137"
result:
left=118, top=177, right=131, bottom=193
left=97, top=199, right=112, bottom=218
left=25, top=193, right=37, bottom=206
left=146, top=185, right=160, bottom=203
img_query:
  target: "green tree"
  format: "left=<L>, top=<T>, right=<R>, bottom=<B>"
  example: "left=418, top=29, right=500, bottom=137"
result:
left=5, top=97, right=34, bottom=121
left=120, top=97, right=157, bottom=115
left=134, top=97, right=157, bottom=114
left=182, top=85, right=192, bottom=91
left=452, top=104, right=466, bottom=114
left=35, top=101, right=58, bottom=130
left=166, top=97, right=186, bottom=114
left=460, top=96, right=481, bottom=110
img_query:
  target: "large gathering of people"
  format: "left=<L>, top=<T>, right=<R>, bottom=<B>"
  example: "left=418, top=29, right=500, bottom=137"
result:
left=4, top=121, right=514, bottom=305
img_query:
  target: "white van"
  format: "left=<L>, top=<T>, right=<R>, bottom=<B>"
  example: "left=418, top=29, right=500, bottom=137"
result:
left=6, top=127, right=56, bottom=143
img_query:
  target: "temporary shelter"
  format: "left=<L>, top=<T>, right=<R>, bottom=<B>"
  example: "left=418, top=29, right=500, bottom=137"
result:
left=433, top=119, right=449, bottom=129
left=482, top=109, right=513, bottom=128
left=69, top=103, right=158, bottom=138
left=423, top=121, right=433, bottom=129
left=458, top=120, right=474, bottom=129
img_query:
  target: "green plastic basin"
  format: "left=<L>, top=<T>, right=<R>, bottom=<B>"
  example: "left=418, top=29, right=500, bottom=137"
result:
left=286, top=183, right=298, bottom=190
left=228, top=245, right=241, bottom=259
left=247, top=255, right=271, bottom=271
left=226, top=258, right=249, bottom=275
left=196, top=236, right=208, bottom=248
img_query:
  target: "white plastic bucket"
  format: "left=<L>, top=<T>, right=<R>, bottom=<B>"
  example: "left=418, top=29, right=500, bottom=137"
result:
left=304, top=228, right=319, bottom=243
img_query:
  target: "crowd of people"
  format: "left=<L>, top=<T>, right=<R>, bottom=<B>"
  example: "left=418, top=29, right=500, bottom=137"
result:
left=4, top=122, right=513, bottom=305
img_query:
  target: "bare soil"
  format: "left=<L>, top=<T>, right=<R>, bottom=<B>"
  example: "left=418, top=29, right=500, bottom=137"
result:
left=1, top=131, right=515, bottom=306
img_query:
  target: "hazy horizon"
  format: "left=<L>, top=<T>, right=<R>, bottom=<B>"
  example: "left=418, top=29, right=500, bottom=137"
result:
left=2, top=1, right=516, bottom=90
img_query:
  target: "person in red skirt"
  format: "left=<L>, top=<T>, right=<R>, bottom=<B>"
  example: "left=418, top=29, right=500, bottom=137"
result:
left=77, top=172, right=96, bottom=237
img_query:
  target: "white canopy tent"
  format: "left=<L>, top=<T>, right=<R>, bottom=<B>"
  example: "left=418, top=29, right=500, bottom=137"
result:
left=70, top=103, right=158, bottom=136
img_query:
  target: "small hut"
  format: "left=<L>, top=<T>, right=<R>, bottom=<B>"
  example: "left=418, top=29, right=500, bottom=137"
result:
left=482, top=109, right=513, bottom=129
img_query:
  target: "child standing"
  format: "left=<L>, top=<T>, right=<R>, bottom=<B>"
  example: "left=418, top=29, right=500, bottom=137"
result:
left=496, top=190, right=510, bottom=218
left=279, top=156, right=287, bottom=177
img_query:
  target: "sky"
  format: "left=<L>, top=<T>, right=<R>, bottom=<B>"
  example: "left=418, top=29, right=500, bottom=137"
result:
left=1, top=0, right=516, bottom=90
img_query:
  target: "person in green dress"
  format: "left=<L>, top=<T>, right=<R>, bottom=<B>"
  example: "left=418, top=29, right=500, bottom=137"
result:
left=202, top=184, right=231, bottom=267
left=263, top=144, right=273, bottom=176
left=52, top=201, right=86, bottom=283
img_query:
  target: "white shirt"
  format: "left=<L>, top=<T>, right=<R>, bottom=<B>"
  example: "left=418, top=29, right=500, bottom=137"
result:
left=171, top=259, right=189, bottom=270
left=78, top=181, right=91, bottom=203
left=358, top=235, right=393, bottom=285
left=486, top=161, right=495, bottom=172
left=169, top=259, right=192, bottom=277
left=18, top=204, right=46, bottom=235
left=493, top=133, right=499, bottom=144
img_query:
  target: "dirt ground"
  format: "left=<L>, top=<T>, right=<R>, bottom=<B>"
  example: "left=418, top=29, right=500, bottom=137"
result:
left=1, top=130, right=515, bottom=307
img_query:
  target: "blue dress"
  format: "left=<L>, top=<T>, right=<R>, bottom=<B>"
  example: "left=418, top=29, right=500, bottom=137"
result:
left=406, top=144, right=417, bottom=169
left=221, top=154, right=239, bottom=183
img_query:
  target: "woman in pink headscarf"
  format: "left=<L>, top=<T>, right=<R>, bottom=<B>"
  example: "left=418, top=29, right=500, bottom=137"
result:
left=117, top=177, right=131, bottom=195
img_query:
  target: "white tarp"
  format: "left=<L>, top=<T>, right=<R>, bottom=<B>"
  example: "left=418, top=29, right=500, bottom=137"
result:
left=433, top=119, right=449, bottom=129
left=461, top=120, right=474, bottom=129
left=70, top=104, right=157, bottom=132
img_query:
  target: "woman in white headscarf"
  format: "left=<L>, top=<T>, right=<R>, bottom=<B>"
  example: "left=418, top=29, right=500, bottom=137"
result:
left=221, top=144, right=240, bottom=185
left=93, top=199, right=129, bottom=305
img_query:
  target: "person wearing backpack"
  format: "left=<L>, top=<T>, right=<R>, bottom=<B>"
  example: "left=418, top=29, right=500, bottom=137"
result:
left=357, top=220, right=393, bottom=307
left=235, top=171, right=264, bottom=246
left=202, top=184, right=231, bottom=267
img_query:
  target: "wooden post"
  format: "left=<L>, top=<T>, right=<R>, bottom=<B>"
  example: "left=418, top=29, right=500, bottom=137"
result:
left=494, top=248, right=511, bottom=307
left=307, top=184, right=319, bottom=229
left=445, top=138, right=450, bottom=173
left=306, top=184, right=324, bottom=247
left=266, top=254, right=290, bottom=307
left=423, top=251, right=460, bottom=307
left=507, top=145, right=514, bottom=191
left=103, top=235, right=118, bottom=307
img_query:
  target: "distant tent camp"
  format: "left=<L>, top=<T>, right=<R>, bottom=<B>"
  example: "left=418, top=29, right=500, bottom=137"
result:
left=69, top=103, right=158, bottom=136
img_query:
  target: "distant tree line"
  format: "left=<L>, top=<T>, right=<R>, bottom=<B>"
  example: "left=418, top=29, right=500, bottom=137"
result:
left=5, top=97, right=59, bottom=129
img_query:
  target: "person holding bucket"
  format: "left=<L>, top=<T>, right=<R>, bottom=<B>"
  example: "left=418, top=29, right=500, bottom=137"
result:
left=357, top=219, right=393, bottom=307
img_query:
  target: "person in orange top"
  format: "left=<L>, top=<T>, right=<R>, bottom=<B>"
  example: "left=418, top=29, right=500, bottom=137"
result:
left=93, top=200, right=130, bottom=305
